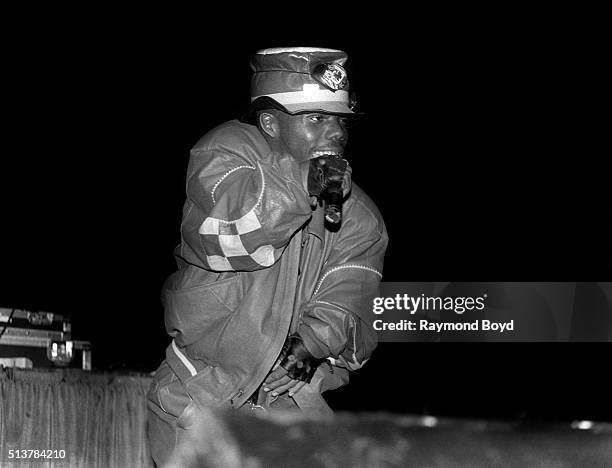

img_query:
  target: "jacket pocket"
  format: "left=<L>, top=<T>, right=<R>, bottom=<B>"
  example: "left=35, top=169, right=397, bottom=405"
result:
left=148, top=361, right=192, bottom=418
left=163, top=267, right=243, bottom=352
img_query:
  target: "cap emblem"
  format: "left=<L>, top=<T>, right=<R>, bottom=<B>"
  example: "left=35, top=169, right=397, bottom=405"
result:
left=311, top=63, right=348, bottom=91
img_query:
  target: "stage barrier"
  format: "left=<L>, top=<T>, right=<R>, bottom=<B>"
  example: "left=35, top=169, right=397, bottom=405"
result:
left=2, top=367, right=611, bottom=467
left=0, top=367, right=153, bottom=467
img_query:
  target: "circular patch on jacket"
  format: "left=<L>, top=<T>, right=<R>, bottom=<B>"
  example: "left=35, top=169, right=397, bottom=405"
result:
left=311, top=63, right=348, bottom=91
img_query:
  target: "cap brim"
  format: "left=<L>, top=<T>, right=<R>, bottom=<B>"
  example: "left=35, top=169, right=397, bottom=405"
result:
left=240, top=96, right=364, bottom=126
left=282, top=101, right=355, bottom=115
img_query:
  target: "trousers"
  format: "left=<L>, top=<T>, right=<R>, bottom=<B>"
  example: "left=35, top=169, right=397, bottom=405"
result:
left=146, top=360, right=335, bottom=467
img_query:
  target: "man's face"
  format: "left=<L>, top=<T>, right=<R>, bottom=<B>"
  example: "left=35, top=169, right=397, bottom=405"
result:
left=274, top=112, right=349, bottom=163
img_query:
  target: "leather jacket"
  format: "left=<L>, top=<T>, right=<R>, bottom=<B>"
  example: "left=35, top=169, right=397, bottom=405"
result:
left=158, top=120, right=388, bottom=411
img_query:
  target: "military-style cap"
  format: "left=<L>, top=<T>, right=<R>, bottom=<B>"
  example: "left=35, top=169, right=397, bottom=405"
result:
left=248, top=47, right=358, bottom=116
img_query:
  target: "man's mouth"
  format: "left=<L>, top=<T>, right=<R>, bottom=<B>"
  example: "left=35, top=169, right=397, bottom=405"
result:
left=312, top=150, right=344, bottom=158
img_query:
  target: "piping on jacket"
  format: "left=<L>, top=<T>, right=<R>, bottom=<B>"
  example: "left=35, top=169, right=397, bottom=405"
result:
left=210, top=163, right=265, bottom=213
left=211, top=165, right=256, bottom=205
left=313, top=264, right=383, bottom=296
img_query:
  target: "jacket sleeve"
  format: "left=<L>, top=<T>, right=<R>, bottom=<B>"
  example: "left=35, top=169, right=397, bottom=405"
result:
left=297, top=193, right=388, bottom=370
left=179, top=145, right=313, bottom=272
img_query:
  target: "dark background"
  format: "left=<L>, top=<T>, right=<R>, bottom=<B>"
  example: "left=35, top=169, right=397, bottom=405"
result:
left=2, top=17, right=610, bottom=422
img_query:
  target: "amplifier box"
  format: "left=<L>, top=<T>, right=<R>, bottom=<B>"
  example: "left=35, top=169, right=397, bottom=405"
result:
left=0, top=307, right=71, bottom=334
left=0, top=308, right=91, bottom=370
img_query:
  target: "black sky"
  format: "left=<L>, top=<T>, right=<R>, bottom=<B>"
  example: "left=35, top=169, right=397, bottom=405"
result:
left=2, top=20, right=611, bottom=419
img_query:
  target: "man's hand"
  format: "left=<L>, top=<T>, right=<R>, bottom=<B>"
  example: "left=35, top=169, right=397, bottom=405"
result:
left=263, top=333, right=325, bottom=398
left=302, top=156, right=352, bottom=205
left=262, top=360, right=307, bottom=398
left=317, top=157, right=352, bottom=197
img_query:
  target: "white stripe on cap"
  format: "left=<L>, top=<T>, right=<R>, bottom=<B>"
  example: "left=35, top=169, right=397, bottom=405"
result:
left=252, top=88, right=349, bottom=105
left=256, top=47, right=343, bottom=55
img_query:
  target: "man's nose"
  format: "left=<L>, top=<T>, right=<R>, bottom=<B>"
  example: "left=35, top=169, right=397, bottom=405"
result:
left=325, top=118, right=347, bottom=143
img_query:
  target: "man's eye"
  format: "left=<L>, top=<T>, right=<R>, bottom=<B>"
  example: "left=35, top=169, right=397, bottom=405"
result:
left=308, top=115, right=324, bottom=123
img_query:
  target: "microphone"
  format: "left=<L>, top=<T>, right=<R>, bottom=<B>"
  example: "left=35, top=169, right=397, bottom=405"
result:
left=323, top=180, right=343, bottom=224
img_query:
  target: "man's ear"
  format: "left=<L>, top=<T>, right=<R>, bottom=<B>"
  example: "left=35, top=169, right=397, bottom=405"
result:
left=258, top=112, right=279, bottom=138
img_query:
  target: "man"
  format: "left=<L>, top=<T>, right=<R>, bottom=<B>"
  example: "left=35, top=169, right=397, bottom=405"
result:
left=147, top=47, right=388, bottom=465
